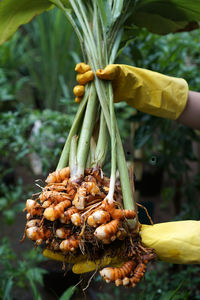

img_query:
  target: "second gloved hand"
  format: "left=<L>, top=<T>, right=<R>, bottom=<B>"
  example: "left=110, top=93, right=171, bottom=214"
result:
left=74, top=63, right=188, bottom=120
left=43, top=220, right=200, bottom=274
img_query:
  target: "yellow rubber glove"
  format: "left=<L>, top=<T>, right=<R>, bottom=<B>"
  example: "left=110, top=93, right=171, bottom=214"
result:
left=43, top=220, right=200, bottom=274
left=42, top=249, right=87, bottom=264
left=74, top=63, right=188, bottom=120
left=43, top=247, right=124, bottom=273
left=140, top=220, right=200, bottom=264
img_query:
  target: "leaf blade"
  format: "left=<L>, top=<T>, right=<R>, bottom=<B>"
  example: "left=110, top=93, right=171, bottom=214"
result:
left=59, top=286, right=77, bottom=300
left=0, top=0, right=53, bottom=45
left=129, top=0, right=200, bottom=35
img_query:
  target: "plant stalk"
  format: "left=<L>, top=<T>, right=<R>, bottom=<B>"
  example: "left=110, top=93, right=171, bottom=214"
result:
left=69, top=135, right=78, bottom=179
left=116, top=126, right=137, bottom=228
left=93, top=111, right=109, bottom=167
left=57, top=0, right=137, bottom=228
left=76, top=84, right=98, bottom=177
left=106, top=83, right=116, bottom=204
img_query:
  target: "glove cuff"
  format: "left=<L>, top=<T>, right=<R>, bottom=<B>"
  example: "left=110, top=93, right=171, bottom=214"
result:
left=162, top=77, right=188, bottom=120
left=140, top=221, right=200, bottom=264
left=124, top=66, right=189, bottom=120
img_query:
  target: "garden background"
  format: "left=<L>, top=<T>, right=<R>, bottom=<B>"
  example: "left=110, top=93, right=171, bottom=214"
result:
left=1, top=7, right=200, bottom=300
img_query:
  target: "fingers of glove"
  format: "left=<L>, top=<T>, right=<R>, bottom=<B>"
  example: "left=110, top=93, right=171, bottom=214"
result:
left=72, top=256, right=124, bottom=274
left=76, top=70, right=94, bottom=85
left=75, top=96, right=82, bottom=104
left=73, top=85, right=85, bottom=97
left=96, top=64, right=119, bottom=80
left=73, top=63, right=94, bottom=103
left=73, top=63, right=118, bottom=103
left=73, top=83, right=85, bottom=103
left=75, top=62, right=91, bottom=74
left=43, top=249, right=86, bottom=264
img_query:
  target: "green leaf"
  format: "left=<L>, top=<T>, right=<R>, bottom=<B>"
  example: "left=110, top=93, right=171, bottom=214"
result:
left=50, top=0, right=72, bottom=11
left=130, top=0, right=200, bottom=35
left=59, top=286, right=77, bottom=300
left=3, top=277, right=13, bottom=300
left=97, top=0, right=108, bottom=26
left=28, top=278, right=42, bottom=300
left=159, top=282, right=183, bottom=300
left=60, top=0, right=72, bottom=9
left=112, top=0, right=124, bottom=21
left=26, top=267, right=47, bottom=285
left=0, top=0, right=53, bottom=45
left=97, top=0, right=112, bottom=29
left=3, top=210, right=15, bottom=225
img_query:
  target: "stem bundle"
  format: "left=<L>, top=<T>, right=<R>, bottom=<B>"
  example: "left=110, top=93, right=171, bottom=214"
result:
left=23, top=0, right=155, bottom=288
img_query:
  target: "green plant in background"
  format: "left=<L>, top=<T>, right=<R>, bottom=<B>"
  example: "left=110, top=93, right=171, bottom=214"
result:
left=0, top=238, right=47, bottom=300
left=0, top=32, right=29, bottom=111
left=0, top=181, right=25, bottom=225
left=0, top=7, right=81, bottom=111
left=0, top=104, right=75, bottom=175
left=22, top=7, right=81, bottom=110
left=59, top=286, right=77, bottom=300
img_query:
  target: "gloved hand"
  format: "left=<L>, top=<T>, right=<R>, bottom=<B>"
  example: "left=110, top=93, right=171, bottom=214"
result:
left=43, top=220, right=200, bottom=274
left=140, top=220, right=200, bottom=264
left=74, top=63, right=188, bottom=120
left=43, top=247, right=124, bottom=273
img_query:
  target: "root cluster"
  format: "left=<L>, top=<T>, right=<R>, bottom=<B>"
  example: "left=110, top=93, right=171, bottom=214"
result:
left=23, top=167, right=155, bottom=287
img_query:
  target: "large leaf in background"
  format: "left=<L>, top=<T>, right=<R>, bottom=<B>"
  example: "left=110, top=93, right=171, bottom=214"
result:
left=50, top=0, right=72, bottom=10
left=0, top=0, right=53, bottom=45
left=131, top=0, right=200, bottom=35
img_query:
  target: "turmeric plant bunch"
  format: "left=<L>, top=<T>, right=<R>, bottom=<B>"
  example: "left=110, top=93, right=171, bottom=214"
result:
left=23, top=0, right=155, bottom=288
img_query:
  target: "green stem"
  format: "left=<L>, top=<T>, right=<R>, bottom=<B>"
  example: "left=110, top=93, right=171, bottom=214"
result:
left=69, top=135, right=78, bottom=178
left=86, top=137, right=96, bottom=168
left=56, top=90, right=88, bottom=170
left=112, top=0, right=124, bottom=16
left=57, top=0, right=137, bottom=228
left=95, top=80, right=136, bottom=222
left=93, top=2, right=103, bottom=67
left=93, top=111, right=109, bottom=167
left=70, top=0, right=97, bottom=64
left=96, top=2, right=108, bottom=67
left=76, top=84, right=98, bottom=177
left=109, top=28, right=123, bottom=64
left=116, top=126, right=137, bottom=228
left=94, top=80, right=136, bottom=217
left=75, top=0, right=98, bottom=62
left=108, top=3, right=131, bottom=58
left=95, top=79, right=111, bottom=128
left=106, top=83, right=116, bottom=204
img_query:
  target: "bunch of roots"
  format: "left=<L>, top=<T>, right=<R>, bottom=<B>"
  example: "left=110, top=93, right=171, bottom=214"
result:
left=23, top=166, right=155, bottom=288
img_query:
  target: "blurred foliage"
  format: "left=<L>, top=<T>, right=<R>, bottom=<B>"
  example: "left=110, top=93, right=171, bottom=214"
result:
left=59, top=286, right=77, bottom=300
left=0, top=238, right=47, bottom=300
left=0, top=181, right=25, bottom=225
left=0, top=8, right=200, bottom=300
left=22, top=7, right=81, bottom=110
left=0, top=7, right=81, bottom=112
left=0, top=104, right=75, bottom=177
left=0, top=32, right=29, bottom=111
